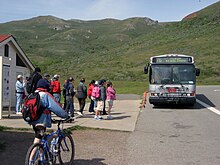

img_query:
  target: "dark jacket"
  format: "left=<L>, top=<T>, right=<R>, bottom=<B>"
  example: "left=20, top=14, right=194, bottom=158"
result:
left=36, top=78, right=51, bottom=92
left=76, top=83, right=87, bottom=99
left=31, top=72, right=42, bottom=92
left=66, top=82, right=75, bottom=97
left=99, top=85, right=106, bottom=101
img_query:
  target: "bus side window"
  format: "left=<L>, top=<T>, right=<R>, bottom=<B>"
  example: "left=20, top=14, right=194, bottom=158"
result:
left=149, top=67, right=153, bottom=83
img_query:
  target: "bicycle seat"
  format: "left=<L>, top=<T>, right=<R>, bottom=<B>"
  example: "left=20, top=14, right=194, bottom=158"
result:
left=35, top=123, right=46, bottom=130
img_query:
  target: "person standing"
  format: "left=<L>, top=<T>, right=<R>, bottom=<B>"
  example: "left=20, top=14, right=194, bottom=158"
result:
left=92, top=81, right=99, bottom=110
left=62, top=79, right=68, bottom=110
left=15, top=75, right=25, bottom=114
left=106, top=81, right=116, bottom=119
left=28, top=81, right=68, bottom=146
left=65, top=77, right=75, bottom=117
left=101, top=79, right=107, bottom=115
left=87, top=80, right=95, bottom=114
left=51, top=74, right=61, bottom=103
left=36, top=73, right=51, bottom=93
left=76, top=78, right=87, bottom=116
left=94, top=80, right=105, bottom=120
left=26, top=67, right=42, bottom=94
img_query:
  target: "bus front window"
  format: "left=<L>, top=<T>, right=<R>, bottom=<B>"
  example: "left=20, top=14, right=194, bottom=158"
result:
left=151, top=65, right=171, bottom=84
left=173, top=65, right=195, bottom=84
left=151, top=65, right=195, bottom=85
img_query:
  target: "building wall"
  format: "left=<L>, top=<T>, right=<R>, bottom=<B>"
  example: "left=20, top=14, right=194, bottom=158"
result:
left=0, top=40, right=31, bottom=110
left=0, top=56, right=3, bottom=118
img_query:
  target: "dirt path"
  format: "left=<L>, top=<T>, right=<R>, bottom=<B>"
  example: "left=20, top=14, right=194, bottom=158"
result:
left=0, top=94, right=139, bottom=165
left=0, top=129, right=130, bottom=165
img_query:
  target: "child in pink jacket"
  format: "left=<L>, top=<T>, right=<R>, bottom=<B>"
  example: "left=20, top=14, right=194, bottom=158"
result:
left=106, top=81, right=116, bottom=119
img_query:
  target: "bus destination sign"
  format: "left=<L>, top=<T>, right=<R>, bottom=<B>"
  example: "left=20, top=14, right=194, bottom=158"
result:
left=153, top=57, right=192, bottom=63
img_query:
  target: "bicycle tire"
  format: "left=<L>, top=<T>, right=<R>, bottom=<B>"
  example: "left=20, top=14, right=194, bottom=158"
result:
left=25, top=143, right=47, bottom=165
left=58, top=134, right=75, bottom=165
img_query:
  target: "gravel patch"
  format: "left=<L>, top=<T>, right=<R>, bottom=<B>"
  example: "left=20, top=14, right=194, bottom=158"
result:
left=0, top=129, right=130, bottom=165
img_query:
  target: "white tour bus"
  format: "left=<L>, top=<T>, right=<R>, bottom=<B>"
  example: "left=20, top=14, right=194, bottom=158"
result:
left=144, top=54, right=200, bottom=106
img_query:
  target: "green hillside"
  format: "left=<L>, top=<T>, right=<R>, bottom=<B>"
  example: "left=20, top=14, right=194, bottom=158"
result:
left=0, top=2, right=219, bottom=94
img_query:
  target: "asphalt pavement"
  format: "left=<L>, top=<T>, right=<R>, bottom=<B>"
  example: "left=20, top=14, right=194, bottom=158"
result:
left=0, top=94, right=141, bottom=132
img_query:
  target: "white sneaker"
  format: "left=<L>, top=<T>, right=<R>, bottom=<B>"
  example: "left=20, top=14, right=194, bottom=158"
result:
left=94, top=116, right=101, bottom=121
left=77, top=112, right=83, bottom=116
left=16, top=112, right=22, bottom=115
left=107, top=115, right=113, bottom=120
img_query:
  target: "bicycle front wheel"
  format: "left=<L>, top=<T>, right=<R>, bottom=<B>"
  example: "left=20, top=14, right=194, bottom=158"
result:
left=25, top=143, right=46, bottom=165
left=58, top=134, right=75, bottom=165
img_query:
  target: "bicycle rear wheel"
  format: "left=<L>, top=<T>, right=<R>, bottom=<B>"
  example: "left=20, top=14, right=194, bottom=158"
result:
left=58, top=134, right=75, bottom=165
left=25, top=143, right=47, bottom=165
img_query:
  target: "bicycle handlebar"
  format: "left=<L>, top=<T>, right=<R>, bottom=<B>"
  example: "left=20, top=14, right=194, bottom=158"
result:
left=51, top=116, right=75, bottom=124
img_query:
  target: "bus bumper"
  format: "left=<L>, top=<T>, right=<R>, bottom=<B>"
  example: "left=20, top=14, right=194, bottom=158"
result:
left=149, top=97, right=196, bottom=105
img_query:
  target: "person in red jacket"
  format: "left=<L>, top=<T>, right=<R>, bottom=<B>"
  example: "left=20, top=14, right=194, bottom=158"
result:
left=50, top=74, right=61, bottom=103
left=88, top=80, right=95, bottom=113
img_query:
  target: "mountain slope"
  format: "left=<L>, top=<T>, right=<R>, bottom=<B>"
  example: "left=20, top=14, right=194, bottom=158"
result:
left=0, top=2, right=219, bottom=85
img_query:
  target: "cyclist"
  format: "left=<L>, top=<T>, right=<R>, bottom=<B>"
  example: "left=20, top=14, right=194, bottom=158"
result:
left=28, top=80, right=69, bottom=145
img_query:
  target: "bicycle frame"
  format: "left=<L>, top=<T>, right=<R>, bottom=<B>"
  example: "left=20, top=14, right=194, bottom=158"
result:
left=40, top=121, right=66, bottom=157
left=26, top=118, right=74, bottom=165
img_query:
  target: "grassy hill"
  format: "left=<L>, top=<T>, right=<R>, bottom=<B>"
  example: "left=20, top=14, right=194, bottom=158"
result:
left=0, top=2, right=219, bottom=94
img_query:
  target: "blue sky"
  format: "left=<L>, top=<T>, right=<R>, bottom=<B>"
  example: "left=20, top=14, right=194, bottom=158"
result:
left=0, top=0, right=219, bottom=23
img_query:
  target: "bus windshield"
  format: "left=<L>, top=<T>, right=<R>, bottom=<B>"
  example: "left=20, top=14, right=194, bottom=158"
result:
left=150, top=64, right=196, bottom=85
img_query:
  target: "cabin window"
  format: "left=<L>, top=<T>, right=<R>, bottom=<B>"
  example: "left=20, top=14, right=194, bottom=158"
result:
left=4, top=44, right=9, bottom=57
left=16, top=53, right=26, bottom=67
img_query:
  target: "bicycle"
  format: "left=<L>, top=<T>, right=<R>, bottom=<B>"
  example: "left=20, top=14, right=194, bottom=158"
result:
left=25, top=117, right=75, bottom=165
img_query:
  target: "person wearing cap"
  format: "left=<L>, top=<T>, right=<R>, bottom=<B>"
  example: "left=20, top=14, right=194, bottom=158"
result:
left=50, top=74, right=61, bottom=103
left=36, top=73, right=51, bottom=93
left=76, top=78, right=87, bottom=116
left=94, top=80, right=105, bottom=120
left=92, top=81, right=99, bottom=109
left=15, top=75, right=25, bottom=114
left=29, top=79, right=69, bottom=147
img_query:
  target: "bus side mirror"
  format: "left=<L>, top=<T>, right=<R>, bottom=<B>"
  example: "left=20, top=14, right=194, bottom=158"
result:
left=196, top=68, right=200, bottom=76
left=144, top=66, right=148, bottom=74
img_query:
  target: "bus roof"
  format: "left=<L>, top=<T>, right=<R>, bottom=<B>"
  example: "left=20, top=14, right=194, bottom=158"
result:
left=150, top=54, right=194, bottom=64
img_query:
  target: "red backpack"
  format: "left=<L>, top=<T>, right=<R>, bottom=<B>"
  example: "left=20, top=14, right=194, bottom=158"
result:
left=21, top=92, right=43, bottom=122
left=91, top=86, right=100, bottom=100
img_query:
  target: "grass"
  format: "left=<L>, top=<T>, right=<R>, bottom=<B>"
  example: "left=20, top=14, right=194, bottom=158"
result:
left=0, top=126, right=9, bottom=131
left=113, top=81, right=148, bottom=95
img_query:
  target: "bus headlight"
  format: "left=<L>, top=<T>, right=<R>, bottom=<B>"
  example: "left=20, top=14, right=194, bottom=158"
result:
left=151, top=93, right=156, bottom=96
left=187, top=91, right=195, bottom=96
left=190, top=91, right=195, bottom=96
